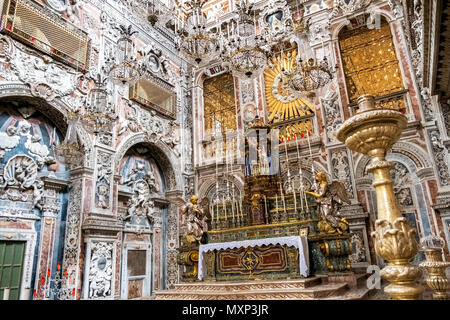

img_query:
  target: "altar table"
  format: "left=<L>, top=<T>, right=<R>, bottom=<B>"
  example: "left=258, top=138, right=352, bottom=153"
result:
left=198, top=236, right=309, bottom=280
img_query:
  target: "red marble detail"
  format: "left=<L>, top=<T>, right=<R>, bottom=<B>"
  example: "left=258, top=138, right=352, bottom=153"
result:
left=434, top=213, right=450, bottom=259
left=83, top=179, right=93, bottom=219
left=390, top=22, right=422, bottom=121
left=357, top=190, right=368, bottom=212
left=427, top=180, right=438, bottom=204
left=115, top=233, right=121, bottom=296
left=35, top=218, right=56, bottom=299
left=125, top=233, right=150, bottom=242
left=76, top=240, right=85, bottom=300
left=112, top=184, right=118, bottom=213
left=0, top=220, right=32, bottom=229
left=153, top=228, right=162, bottom=290
left=332, top=40, right=351, bottom=120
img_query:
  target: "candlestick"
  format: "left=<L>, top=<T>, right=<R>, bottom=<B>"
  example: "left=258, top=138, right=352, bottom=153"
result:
left=222, top=194, right=226, bottom=222
left=293, top=186, right=297, bottom=214
left=280, top=182, right=286, bottom=212
left=216, top=197, right=219, bottom=224
left=264, top=195, right=268, bottom=224
left=210, top=203, right=214, bottom=222
left=240, top=196, right=244, bottom=219
left=275, top=194, right=278, bottom=213
left=231, top=192, right=235, bottom=220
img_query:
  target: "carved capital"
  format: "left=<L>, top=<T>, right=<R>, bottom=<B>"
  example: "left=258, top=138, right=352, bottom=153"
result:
left=371, top=217, right=419, bottom=261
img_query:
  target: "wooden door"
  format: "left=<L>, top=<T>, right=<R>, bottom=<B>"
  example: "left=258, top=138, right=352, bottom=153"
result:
left=0, top=241, right=25, bottom=300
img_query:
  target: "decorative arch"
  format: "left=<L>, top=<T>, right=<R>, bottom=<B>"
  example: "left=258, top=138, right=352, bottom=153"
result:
left=354, top=141, right=434, bottom=181
left=114, top=132, right=182, bottom=192
left=353, top=144, right=435, bottom=240
left=198, top=175, right=244, bottom=203
left=330, top=7, right=396, bottom=41
left=0, top=83, right=93, bottom=167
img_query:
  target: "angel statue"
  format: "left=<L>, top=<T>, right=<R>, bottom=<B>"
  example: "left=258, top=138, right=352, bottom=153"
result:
left=305, top=172, right=351, bottom=234
left=181, top=195, right=207, bottom=246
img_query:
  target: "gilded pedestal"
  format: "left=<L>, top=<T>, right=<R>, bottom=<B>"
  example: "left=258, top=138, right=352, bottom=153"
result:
left=337, top=94, right=423, bottom=300
left=177, top=243, right=200, bottom=281
left=419, top=236, right=450, bottom=300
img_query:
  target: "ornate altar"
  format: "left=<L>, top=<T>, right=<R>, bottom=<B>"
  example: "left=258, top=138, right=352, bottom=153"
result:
left=198, top=236, right=309, bottom=281
left=178, top=119, right=353, bottom=282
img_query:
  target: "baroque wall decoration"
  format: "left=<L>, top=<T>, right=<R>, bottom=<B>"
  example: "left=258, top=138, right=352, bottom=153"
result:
left=429, top=130, right=450, bottom=186
left=87, top=241, right=114, bottom=299
left=329, top=148, right=354, bottom=198
left=321, top=91, right=343, bottom=143
left=0, top=0, right=447, bottom=301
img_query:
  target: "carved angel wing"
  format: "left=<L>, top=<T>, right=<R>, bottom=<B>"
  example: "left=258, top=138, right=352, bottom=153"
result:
left=329, top=181, right=351, bottom=205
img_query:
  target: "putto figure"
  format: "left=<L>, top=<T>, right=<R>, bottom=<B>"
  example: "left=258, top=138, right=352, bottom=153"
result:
left=305, top=172, right=350, bottom=234
left=181, top=195, right=207, bottom=245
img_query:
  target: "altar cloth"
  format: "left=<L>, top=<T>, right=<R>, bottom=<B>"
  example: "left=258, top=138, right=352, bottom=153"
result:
left=198, top=236, right=309, bottom=280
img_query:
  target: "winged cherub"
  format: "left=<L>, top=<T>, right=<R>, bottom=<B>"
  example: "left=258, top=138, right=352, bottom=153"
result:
left=305, top=171, right=351, bottom=234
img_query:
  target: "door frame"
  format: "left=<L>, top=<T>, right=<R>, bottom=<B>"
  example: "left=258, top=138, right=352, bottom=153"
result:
left=120, top=241, right=152, bottom=299
left=0, top=228, right=37, bottom=300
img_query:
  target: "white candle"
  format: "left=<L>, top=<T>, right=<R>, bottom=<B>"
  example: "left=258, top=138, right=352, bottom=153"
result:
left=275, top=194, right=278, bottom=213
left=306, top=130, right=315, bottom=180
left=293, top=185, right=297, bottom=213
left=295, top=135, right=304, bottom=210
left=264, top=195, right=268, bottom=223
left=240, top=197, right=243, bottom=218
left=280, top=183, right=286, bottom=212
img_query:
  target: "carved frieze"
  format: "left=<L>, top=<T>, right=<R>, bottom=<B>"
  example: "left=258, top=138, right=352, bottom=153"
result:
left=0, top=35, right=83, bottom=103
left=330, top=148, right=354, bottom=198
left=330, top=0, right=372, bottom=18
left=60, top=179, right=82, bottom=300
left=88, top=241, right=114, bottom=299
left=429, top=130, right=450, bottom=186
left=95, top=151, right=113, bottom=209
left=321, top=91, right=343, bottom=143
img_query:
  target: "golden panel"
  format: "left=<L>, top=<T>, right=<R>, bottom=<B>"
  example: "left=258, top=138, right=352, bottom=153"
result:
left=203, top=73, right=236, bottom=132
left=339, top=20, right=404, bottom=102
left=130, top=77, right=176, bottom=118
left=264, top=49, right=315, bottom=123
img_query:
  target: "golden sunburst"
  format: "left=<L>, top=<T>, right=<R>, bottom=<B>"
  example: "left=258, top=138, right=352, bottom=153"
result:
left=264, top=49, right=315, bottom=123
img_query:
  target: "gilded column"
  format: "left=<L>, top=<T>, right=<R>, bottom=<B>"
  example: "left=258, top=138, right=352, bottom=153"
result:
left=337, top=95, right=424, bottom=299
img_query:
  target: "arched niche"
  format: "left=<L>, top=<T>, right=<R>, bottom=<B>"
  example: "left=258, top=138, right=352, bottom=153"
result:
left=115, top=133, right=182, bottom=193
left=118, top=143, right=167, bottom=196
left=115, top=139, right=181, bottom=299
left=0, top=85, right=93, bottom=168
left=0, top=96, right=82, bottom=300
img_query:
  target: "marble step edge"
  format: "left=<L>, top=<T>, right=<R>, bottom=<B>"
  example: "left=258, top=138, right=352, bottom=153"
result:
left=173, top=277, right=322, bottom=291
left=154, top=283, right=349, bottom=299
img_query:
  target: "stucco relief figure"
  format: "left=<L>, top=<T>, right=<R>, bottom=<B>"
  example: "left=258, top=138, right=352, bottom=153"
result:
left=97, top=184, right=109, bottom=209
left=181, top=195, right=207, bottom=245
left=124, top=180, right=156, bottom=224
left=305, top=172, right=350, bottom=234
left=122, top=163, right=145, bottom=186
left=33, top=179, right=44, bottom=210
left=88, top=243, right=113, bottom=299
left=118, top=105, right=139, bottom=136
left=3, top=155, right=37, bottom=190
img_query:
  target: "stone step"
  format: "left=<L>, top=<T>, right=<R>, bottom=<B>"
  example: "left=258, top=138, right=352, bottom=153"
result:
left=321, top=287, right=373, bottom=300
left=172, top=277, right=322, bottom=292
left=154, top=283, right=349, bottom=300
